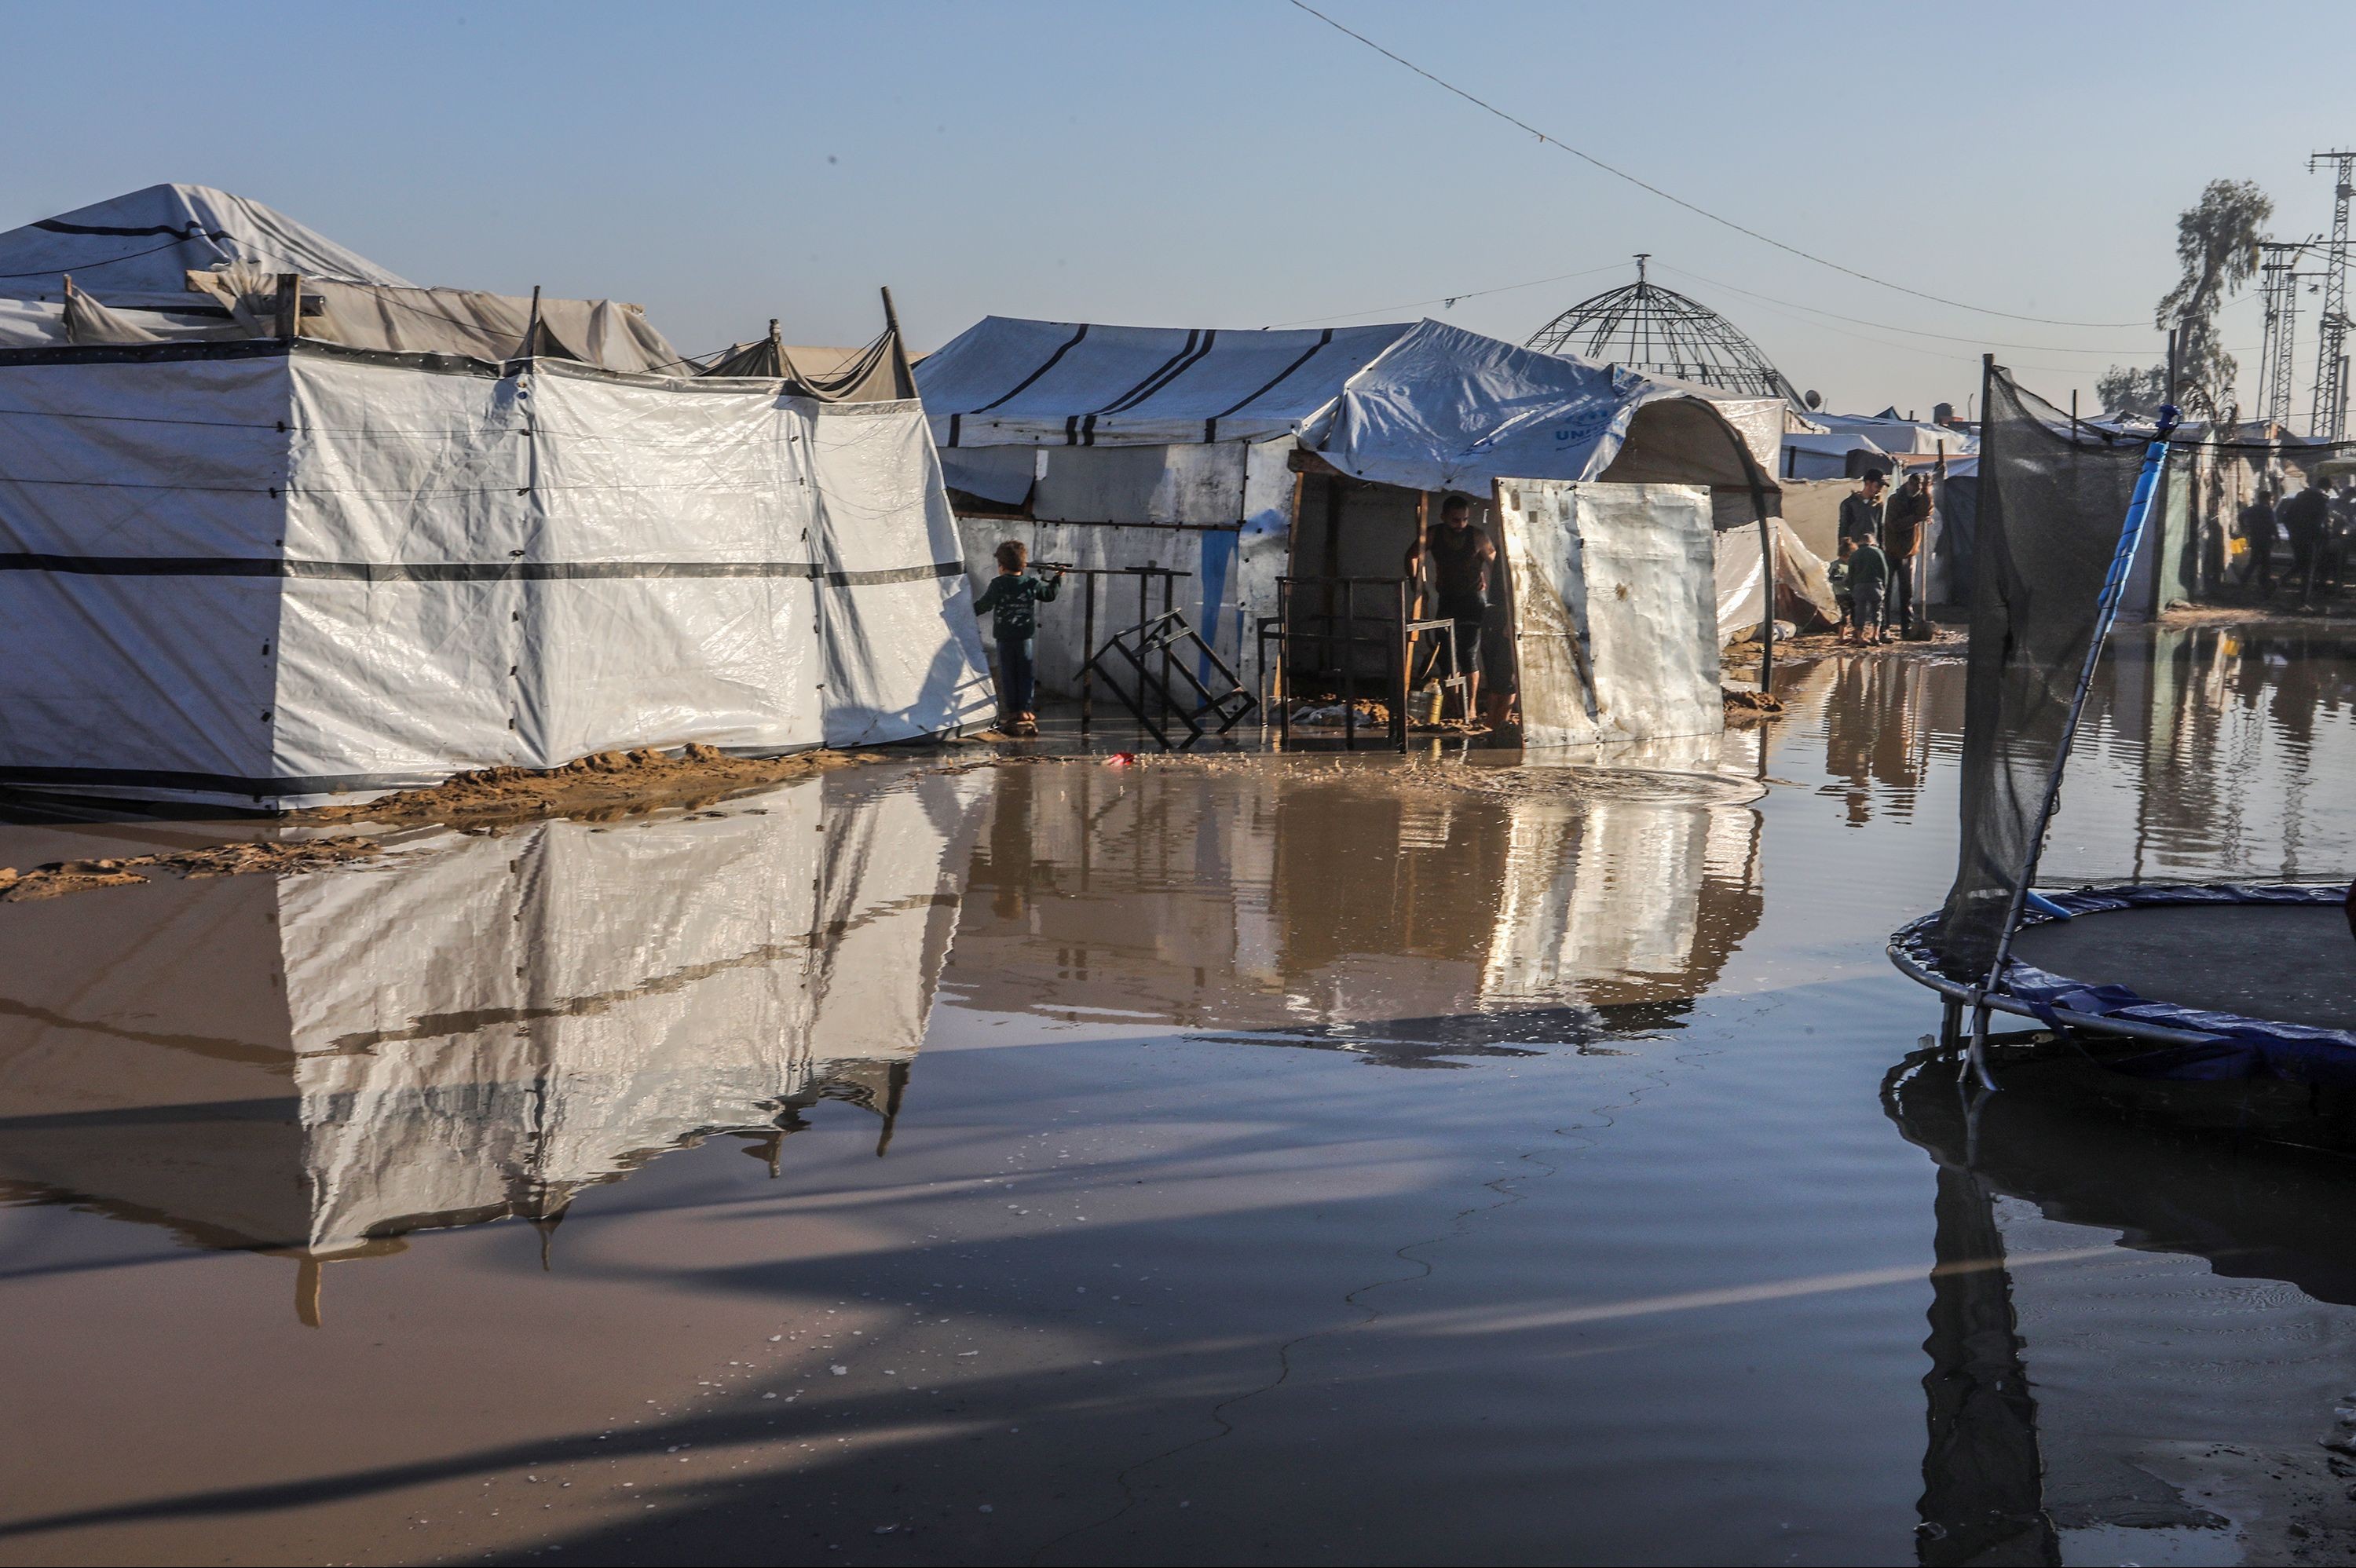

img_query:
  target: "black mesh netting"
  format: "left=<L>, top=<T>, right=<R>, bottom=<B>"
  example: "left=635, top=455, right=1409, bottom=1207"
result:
left=1932, top=368, right=2157, bottom=975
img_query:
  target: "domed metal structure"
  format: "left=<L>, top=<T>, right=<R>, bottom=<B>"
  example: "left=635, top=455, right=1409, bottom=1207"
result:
left=1527, top=256, right=1803, bottom=404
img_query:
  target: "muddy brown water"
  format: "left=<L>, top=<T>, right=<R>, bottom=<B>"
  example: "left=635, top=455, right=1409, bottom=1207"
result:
left=1, top=623, right=2353, bottom=1566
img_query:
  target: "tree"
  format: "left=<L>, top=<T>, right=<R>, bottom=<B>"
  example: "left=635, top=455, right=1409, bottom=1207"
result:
left=2096, top=363, right=2169, bottom=418
left=2160, top=178, right=2271, bottom=423
left=2096, top=178, right=2272, bottom=423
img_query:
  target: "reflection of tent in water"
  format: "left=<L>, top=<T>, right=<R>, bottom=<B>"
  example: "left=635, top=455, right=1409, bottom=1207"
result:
left=949, top=747, right=1764, bottom=1059
left=1886, top=1043, right=2356, bottom=1564
left=0, top=772, right=985, bottom=1316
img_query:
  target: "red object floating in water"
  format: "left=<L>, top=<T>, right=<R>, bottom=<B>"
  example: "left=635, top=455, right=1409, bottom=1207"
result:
left=1106, top=753, right=1136, bottom=768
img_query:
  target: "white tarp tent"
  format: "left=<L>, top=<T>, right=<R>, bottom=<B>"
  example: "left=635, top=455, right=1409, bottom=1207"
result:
left=923, top=319, right=1416, bottom=451
left=1806, top=410, right=1976, bottom=459
left=0, top=188, right=992, bottom=806
left=0, top=185, right=689, bottom=374
left=0, top=184, right=411, bottom=309
left=1297, top=320, right=1776, bottom=493
left=1780, top=427, right=1893, bottom=481
left=1712, top=517, right=1841, bottom=640
left=922, top=316, right=1780, bottom=484
left=0, top=342, right=992, bottom=806
left=920, top=314, right=1781, bottom=744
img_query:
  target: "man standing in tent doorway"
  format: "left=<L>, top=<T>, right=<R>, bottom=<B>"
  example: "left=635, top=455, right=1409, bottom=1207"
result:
left=1407, top=494, right=1496, bottom=719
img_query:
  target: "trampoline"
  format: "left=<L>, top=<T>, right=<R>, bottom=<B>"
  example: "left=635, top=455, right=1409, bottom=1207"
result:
left=1891, top=883, right=2356, bottom=1086
left=1888, top=369, right=2355, bottom=1098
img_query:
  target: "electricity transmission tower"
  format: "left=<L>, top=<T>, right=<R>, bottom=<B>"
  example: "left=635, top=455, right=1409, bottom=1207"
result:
left=2257, top=241, right=2304, bottom=432
left=2309, top=151, right=2354, bottom=440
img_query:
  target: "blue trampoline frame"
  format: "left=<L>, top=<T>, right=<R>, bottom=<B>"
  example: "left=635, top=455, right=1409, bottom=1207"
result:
left=1890, top=882, right=2356, bottom=1084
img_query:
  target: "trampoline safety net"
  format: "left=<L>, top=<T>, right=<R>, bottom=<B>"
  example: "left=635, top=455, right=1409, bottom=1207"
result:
left=1933, top=367, right=2155, bottom=975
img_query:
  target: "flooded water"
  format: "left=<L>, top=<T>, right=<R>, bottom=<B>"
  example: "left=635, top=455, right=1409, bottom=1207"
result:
left=2, top=623, right=2354, bottom=1566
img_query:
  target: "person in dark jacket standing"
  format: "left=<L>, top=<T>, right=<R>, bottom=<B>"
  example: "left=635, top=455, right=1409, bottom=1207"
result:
left=1882, top=471, right=1931, bottom=636
left=2281, top=480, right=2331, bottom=602
left=2238, top=484, right=2279, bottom=593
left=972, top=540, right=1063, bottom=736
left=1838, top=470, right=1887, bottom=551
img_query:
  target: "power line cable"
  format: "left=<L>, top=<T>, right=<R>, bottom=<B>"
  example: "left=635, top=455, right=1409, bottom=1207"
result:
left=1651, top=260, right=2260, bottom=356
left=1288, top=1, right=2149, bottom=330
left=0, top=236, right=205, bottom=281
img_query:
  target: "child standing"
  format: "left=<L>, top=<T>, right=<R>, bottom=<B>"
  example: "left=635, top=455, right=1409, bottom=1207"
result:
left=1846, top=533, right=1890, bottom=645
left=972, top=540, right=1063, bottom=736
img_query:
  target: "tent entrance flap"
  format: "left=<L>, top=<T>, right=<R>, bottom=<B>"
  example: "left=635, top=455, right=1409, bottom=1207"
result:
left=1498, top=481, right=1725, bottom=749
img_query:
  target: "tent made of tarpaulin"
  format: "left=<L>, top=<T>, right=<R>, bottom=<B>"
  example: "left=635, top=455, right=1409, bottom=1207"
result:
left=0, top=184, right=409, bottom=309
left=921, top=316, right=1781, bottom=484
left=919, top=314, right=1782, bottom=744
left=922, top=319, right=1416, bottom=450
left=0, top=266, right=692, bottom=377
left=1807, top=411, right=1977, bottom=459
left=1712, top=517, right=1841, bottom=641
left=1779, top=428, right=1893, bottom=481
left=1294, top=320, right=1778, bottom=494
left=687, top=327, right=918, bottom=403
left=180, top=265, right=689, bottom=375
left=0, top=187, right=693, bottom=376
left=0, top=769, right=985, bottom=1269
left=0, top=338, right=993, bottom=808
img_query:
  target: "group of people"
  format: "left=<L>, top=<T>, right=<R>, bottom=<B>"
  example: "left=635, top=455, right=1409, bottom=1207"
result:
left=1830, top=469, right=1930, bottom=645
left=2233, top=476, right=2352, bottom=602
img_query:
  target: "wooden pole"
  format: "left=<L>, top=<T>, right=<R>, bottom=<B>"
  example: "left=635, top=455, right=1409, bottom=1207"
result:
left=1395, top=577, right=1410, bottom=751
left=1342, top=578, right=1357, bottom=748
left=879, top=287, right=916, bottom=397
left=1081, top=569, right=1097, bottom=731
left=275, top=272, right=302, bottom=341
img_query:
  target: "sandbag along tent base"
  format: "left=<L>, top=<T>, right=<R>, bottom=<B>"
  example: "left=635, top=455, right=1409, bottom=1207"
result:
left=0, top=188, right=992, bottom=809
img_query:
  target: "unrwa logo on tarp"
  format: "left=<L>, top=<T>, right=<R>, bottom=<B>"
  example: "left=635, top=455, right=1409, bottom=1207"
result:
left=1460, top=401, right=1620, bottom=462
left=1552, top=409, right=1617, bottom=445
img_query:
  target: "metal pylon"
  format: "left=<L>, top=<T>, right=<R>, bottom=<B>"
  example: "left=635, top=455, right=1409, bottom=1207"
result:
left=2308, top=152, right=2354, bottom=440
left=2257, top=241, right=2303, bottom=433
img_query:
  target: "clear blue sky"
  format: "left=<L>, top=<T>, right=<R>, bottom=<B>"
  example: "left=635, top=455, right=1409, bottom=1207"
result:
left=4, top=1, right=2347, bottom=418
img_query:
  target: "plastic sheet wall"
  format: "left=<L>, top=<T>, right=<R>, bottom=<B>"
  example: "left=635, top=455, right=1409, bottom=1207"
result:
left=1498, top=481, right=1725, bottom=749
left=952, top=439, right=1293, bottom=699
left=0, top=344, right=992, bottom=806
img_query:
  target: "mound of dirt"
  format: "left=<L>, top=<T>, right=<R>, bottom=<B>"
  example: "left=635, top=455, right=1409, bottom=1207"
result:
left=0, top=837, right=382, bottom=903
left=1724, top=623, right=1966, bottom=668
left=1722, top=688, right=1785, bottom=724
left=305, top=745, right=891, bottom=828
left=1392, top=761, right=1764, bottom=807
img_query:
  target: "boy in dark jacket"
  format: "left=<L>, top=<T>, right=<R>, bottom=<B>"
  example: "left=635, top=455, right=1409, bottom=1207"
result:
left=972, top=540, right=1062, bottom=736
left=1847, top=535, right=1891, bottom=645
